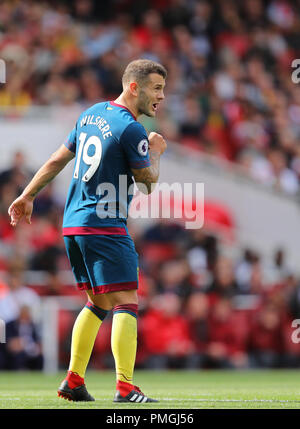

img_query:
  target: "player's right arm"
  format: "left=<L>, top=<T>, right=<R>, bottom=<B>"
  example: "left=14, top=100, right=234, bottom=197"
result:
left=131, top=132, right=167, bottom=194
left=8, top=144, right=75, bottom=226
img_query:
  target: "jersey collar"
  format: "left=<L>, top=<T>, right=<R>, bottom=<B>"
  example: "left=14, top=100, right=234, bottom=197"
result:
left=109, top=101, right=137, bottom=121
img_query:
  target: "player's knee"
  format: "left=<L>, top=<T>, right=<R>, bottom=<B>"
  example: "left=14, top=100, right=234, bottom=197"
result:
left=85, top=290, right=112, bottom=310
left=106, top=289, right=138, bottom=307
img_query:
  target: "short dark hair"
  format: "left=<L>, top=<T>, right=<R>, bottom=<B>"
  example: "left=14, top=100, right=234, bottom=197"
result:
left=122, top=59, right=167, bottom=88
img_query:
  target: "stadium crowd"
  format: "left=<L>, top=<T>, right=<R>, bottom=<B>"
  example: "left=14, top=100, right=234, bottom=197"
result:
left=1, top=0, right=300, bottom=195
left=1, top=0, right=300, bottom=370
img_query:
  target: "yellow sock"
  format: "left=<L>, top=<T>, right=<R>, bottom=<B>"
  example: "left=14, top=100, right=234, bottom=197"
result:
left=111, top=304, right=138, bottom=384
left=69, top=302, right=109, bottom=378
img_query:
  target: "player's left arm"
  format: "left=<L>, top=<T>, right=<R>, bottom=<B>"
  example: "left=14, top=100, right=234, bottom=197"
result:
left=8, top=144, right=75, bottom=226
left=131, top=132, right=167, bottom=194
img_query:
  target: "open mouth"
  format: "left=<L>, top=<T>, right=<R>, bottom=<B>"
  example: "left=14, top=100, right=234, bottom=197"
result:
left=152, top=103, right=159, bottom=112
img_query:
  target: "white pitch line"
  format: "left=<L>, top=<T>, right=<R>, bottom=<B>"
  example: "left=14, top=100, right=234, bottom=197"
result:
left=162, top=398, right=300, bottom=403
left=0, top=397, right=21, bottom=400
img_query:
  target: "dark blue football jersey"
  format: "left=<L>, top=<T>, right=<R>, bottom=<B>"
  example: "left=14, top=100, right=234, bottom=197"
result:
left=62, top=101, right=151, bottom=235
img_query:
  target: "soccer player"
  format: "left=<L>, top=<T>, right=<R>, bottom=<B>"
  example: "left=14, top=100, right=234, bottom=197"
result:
left=8, top=59, right=167, bottom=403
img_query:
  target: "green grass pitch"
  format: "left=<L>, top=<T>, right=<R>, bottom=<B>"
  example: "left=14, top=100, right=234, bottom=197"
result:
left=0, top=370, right=300, bottom=409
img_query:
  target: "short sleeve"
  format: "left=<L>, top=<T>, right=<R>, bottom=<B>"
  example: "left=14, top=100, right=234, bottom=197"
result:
left=120, top=122, right=151, bottom=169
left=64, top=127, right=77, bottom=153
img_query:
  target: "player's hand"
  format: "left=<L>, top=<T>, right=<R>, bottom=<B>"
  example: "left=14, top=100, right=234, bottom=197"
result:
left=8, top=194, right=34, bottom=227
left=148, top=132, right=167, bottom=155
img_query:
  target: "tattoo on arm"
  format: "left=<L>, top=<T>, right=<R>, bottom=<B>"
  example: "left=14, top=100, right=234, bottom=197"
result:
left=26, top=175, right=54, bottom=198
left=131, top=150, right=160, bottom=194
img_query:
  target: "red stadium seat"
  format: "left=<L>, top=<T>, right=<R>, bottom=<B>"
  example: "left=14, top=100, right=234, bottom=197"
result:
left=166, top=196, right=235, bottom=243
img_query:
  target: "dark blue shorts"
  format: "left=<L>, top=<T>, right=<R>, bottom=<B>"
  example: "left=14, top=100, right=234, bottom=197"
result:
left=64, top=234, right=139, bottom=295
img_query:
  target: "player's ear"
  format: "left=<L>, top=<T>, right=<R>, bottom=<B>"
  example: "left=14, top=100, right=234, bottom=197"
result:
left=129, top=82, right=138, bottom=96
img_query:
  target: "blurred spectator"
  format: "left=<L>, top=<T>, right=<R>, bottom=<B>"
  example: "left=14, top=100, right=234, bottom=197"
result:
left=33, top=182, right=62, bottom=217
left=287, top=277, right=300, bottom=320
left=0, top=305, right=43, bottom=370
left=0, top=74, right=32, bottom=114
left=235, top=249, right=261, bottom=294
left=187, top=229, right=218, bottom=274
left=142, top=218, right=186, bottom=244
left=78, top=68, right=105, bottom=106
left=130, top=9, right=173, bottom=54
left=139, top=219, right=187, bottom=280
left=264, top=247, right=293, bottom=284
left=40, top=272, right=64, bottom=296
left=178, top=96, right=204, bottom=146
left=207, top=255, right=239, bottom=299
left=0, top=151, right=33, bottom=201
left=184, top=292, right=210, bottom=368
left=156, top=258, right=193, bottom=299
left=141, top=293, right=194, bottom=369
left=205, top=298, right=249, bottom=369
left=267, top=148, right=299, bottom=195
left=71, top=0, right=96, bottom=24
left=0, top=260, right=41, bottom=323
left=248, top=302, right=285, bottom=368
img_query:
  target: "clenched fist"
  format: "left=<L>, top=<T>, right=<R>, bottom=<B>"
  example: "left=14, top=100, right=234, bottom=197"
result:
left=148, top=132, right=167, bottom=156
